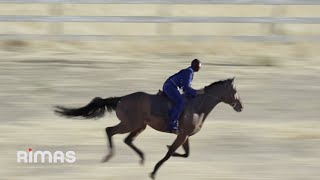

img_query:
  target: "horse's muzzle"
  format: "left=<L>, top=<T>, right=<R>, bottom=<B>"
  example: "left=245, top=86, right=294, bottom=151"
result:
left=233, top=102, right=243, bottom=112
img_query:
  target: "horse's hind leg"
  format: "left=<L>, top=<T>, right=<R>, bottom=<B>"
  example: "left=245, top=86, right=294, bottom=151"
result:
left=124, top=124, right=147, bottom=165
left=167, top=137, right=189, bottom=158
left=102, top=122, right=130, bottom=163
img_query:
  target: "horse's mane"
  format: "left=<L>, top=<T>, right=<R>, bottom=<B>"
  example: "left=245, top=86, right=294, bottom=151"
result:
left=205, top=79, right=232, bottom=90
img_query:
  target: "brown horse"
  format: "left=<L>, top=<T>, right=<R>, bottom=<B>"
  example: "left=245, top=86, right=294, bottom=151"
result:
left=54, top=77, right=243, bottom=179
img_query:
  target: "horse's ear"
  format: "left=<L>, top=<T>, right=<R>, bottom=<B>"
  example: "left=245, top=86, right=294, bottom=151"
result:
left=231, top=76, right=235, bottom=83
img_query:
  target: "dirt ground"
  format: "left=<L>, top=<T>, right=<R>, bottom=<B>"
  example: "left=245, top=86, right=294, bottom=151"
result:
left=0, top=41, right=319, bottom=180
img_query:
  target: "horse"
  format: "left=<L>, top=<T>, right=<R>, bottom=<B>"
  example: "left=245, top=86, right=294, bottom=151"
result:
left=54, top=77, right=243, bottom=179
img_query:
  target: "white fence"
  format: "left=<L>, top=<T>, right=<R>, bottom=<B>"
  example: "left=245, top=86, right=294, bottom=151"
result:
left=0, top=0, right=319, bottom=42
left=0, top=0, right=319, bottom=5
left=0, top=16, right=320, bottom=24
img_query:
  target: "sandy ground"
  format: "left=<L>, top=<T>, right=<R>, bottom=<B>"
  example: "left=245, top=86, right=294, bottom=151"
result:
left=0, top=44, right=319, bottom=180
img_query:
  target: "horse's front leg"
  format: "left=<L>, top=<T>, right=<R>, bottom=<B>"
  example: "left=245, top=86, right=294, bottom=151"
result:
left=150, top=134, right=188, bottom=179
left=167, top=137, right=189, bottom=158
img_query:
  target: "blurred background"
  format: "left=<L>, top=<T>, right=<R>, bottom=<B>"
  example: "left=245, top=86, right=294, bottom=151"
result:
left=0, top=1, right=319, bottom=180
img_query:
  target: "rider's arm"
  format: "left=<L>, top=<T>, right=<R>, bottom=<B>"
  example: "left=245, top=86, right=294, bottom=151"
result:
left=182, top=70, right=197, bottom=97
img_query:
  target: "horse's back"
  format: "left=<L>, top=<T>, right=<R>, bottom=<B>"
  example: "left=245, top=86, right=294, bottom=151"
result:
left=149, top=93, right=172, bottom=118
left=117, top=91, right=203, bottom=134
left=148, top=92, right=200, bottom=118
left=117, top=91, right=150, bottom=108
left=119, top=92, right=173, bottom=119
left=117, top=91, right=200, bottom=121
left=114, top=92, right=150, bottom=128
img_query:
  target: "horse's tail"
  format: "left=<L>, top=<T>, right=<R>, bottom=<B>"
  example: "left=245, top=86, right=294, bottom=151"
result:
left=54, top=96, right=122, bottom=119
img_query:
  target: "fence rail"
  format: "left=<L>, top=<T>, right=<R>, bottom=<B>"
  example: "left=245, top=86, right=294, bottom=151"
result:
left=1, top=34, right=320, bottom=42
left=1, top=16, right=319, bottom=24
left=0, top=0, right=319, bottom=5
left=1, top=0, right=320, bottom=42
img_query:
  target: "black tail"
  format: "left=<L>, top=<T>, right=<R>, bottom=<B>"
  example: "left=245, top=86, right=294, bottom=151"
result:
left=54, top=96, right=122, bottom=119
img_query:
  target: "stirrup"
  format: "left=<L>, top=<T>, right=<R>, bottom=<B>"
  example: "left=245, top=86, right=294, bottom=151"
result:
left=168, top=127, right=182, bottom=135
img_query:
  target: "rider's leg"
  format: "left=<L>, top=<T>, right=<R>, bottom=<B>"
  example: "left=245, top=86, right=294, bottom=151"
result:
left=169, top=95, right=185, bottom=129
left=163, top=83, right=185, bottom=131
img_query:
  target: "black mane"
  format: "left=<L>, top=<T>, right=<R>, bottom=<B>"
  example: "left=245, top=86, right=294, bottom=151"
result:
left=205, top=79, right=232, bottom=90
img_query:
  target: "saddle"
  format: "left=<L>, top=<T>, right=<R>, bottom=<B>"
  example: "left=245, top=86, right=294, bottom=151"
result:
left=150, top=90, right=171, bottom=118
left=153, top=90, right=187, bottom=134
left=151, top=90, right=192, bottom=118
left=156, top=90, right=167, bottom=97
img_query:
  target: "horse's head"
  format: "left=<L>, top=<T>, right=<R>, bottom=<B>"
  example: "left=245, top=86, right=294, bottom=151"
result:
left=221, top=77, right=243, bottom=112
left=205, top=77, right=243, bottom=112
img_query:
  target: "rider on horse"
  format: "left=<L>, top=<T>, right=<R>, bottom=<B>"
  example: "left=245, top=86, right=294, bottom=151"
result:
left=162, top=59, right=205, bottom=133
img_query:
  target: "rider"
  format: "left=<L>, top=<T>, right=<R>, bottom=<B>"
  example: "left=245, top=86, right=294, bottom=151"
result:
left=162, top=59, right=205, bottom=133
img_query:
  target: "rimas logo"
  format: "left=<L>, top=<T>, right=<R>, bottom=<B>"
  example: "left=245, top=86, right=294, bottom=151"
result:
left=17, top=148, right=76, bottom=163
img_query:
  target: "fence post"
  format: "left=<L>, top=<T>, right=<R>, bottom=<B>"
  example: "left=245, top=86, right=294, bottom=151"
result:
left=48, top=4, right=64, bottom=35
left=269, top=5, right=287, bottom=35
left=156, top=5, right=172, bottom=35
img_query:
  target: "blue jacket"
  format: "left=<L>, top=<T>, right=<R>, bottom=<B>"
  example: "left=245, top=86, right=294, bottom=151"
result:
left=165, top=67, right=197, bottom=97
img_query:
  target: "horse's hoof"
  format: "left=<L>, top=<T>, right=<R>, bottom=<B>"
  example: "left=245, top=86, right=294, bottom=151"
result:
left=101, top=157, right=108, bottom=163
left=101, top=155, right=112, bottom=163
left=149, top=172, right=155, bottom=180
left=140, top=159, right=145, bottom=166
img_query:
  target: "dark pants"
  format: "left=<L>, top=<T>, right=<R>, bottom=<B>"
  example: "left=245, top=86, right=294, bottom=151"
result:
left=163, top=81, right=185, bottom=129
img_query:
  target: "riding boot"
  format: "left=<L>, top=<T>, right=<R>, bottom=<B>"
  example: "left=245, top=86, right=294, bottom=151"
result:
left=168, top=119, right=180, bottom=134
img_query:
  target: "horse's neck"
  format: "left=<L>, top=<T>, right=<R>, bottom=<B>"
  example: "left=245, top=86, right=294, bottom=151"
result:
left=198, top=86, right=223, bottom=121
left=202, top=96, right=221, bottom=119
